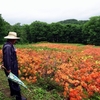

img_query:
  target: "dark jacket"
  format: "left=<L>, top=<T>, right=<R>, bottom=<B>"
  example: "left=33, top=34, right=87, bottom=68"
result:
left=2, top=42, right=18, bottom=76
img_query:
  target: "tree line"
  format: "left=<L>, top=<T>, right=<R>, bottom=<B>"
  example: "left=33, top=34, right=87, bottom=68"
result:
left=0, top=14, right=100, bottom=45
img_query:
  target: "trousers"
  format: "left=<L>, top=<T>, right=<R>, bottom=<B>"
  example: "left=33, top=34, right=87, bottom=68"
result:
left=8, top=79, right=21, bottom=96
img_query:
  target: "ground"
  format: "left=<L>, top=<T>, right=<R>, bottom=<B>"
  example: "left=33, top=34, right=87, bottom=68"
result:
left=0, top=69, right=15, bottom=100
left=0, top=69, right=31, bottom=100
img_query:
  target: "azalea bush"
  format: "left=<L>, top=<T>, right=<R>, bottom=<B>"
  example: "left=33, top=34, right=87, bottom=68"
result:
left=0, top=43, right=100, bottom=100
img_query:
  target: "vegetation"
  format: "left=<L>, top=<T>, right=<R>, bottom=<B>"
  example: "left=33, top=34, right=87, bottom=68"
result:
left=0, top=13, right=100, bottom=99
left=0, top=69, right=63, bottom=100
left=0, top=43, right=100, bottom=100
left=0, top=14, right=100, bottom=45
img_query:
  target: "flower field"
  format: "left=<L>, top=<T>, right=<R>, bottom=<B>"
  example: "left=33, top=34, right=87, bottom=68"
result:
left=0, top=43, right=100, bottom=100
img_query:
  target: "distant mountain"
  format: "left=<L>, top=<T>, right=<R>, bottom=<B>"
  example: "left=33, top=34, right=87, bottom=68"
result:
left=58, top=19, right=88, bottom=24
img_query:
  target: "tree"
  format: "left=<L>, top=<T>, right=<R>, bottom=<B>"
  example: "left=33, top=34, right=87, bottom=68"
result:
left=82, top=16, right=100, bottom=45
left=21, top=24, right=30, bottom=43
left=11, top=23, right=22, bottom=43
left=30, top=21, right=48, bottom=43
left=48, top=23, right=63, bottom=42
left=0, top=14, right=11, bottom=44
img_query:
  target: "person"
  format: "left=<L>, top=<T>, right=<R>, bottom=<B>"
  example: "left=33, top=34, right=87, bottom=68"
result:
left=2, top=32, right=27, bottom=100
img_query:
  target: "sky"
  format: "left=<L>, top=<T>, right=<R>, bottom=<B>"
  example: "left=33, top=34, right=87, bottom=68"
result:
left=0, top=0, right=100, bottom=25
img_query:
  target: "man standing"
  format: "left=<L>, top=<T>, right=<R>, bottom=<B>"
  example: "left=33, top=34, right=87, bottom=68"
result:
left=2, top=32, right=27, bottom=100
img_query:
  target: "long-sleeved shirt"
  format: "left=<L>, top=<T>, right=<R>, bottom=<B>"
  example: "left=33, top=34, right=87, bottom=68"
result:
left=2, top=41, right=18, bottom=76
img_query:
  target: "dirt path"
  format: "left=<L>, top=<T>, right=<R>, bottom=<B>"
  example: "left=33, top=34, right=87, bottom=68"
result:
left=0, top=70, right=15, bottom=100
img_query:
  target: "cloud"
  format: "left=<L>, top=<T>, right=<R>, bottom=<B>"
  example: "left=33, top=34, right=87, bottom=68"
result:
left=0, top=0, right=100, bottom=25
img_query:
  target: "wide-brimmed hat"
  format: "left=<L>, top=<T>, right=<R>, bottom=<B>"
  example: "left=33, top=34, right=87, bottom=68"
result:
left=4, top=32, right=20, bottom=39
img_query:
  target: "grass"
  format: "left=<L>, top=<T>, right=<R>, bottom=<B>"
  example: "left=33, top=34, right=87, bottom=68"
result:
left=0, top=69, right=64, bottom=100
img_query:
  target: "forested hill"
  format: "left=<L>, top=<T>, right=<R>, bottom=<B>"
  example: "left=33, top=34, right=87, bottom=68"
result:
left=58, top=19, right=88, bottom=24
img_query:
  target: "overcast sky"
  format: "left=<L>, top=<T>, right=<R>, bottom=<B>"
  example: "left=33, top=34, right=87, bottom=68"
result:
left=0, top=0, right=100, bottom=25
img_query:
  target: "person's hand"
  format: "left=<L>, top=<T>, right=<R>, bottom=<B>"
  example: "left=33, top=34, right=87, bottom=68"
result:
left=0, top=65, right=2, bottom=69
left=0, top=65, right=11, bottom=73
left=0, top=65, right=5, bottom=69
left=7, top=70, right=11, bottom=73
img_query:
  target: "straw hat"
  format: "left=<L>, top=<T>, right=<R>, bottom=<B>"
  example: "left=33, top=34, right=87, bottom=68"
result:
left=4, top=32, right=20, bottom=39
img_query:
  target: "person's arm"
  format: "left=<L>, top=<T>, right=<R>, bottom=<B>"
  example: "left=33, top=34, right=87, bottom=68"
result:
left=3, top=45, right=12, bottom=73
